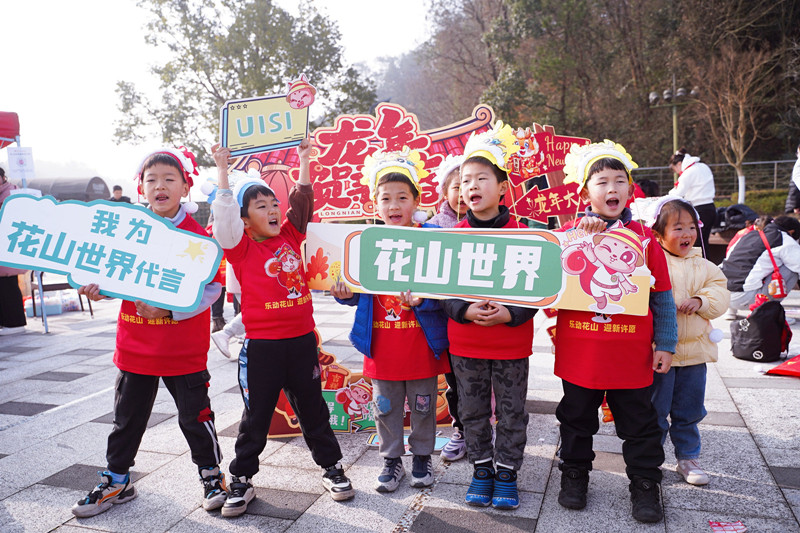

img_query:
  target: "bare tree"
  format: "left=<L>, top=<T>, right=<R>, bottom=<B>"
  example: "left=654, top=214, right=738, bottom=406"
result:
left=690, top=42, right=780, bottom=203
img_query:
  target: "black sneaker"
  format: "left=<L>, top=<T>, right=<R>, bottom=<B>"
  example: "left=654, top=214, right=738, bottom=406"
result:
left=200, top=466, right=227, bottom=511
left=71, top=471, right=137, bottom=518
left=410, top=455, right=434, bottom=488
left=322, top=463, right=355, bottom=501
left=629, top=476, right=663, bottom=523
left=212, top=317, right=226, bottom=332
left=221, top=475, right=254, bottom=518
left=558, top=465, right=589, bottom=510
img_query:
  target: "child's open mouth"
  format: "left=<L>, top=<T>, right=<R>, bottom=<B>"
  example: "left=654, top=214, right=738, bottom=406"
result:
left=269, top=217, right=279, bottom=227
left=469, top=194, right=482, bottom=204
left=388, top=214, right=403, bottom=223
left=155, top=194, right=169, bottom=203
left=606, top=198, right=619, bottom=209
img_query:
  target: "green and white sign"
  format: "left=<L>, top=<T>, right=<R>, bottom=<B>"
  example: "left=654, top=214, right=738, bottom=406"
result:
left=359, top=226, right=563, bottom=299
left=306, top=223, right=653, bottom=315
left=0, top=195, right=222, bottom=312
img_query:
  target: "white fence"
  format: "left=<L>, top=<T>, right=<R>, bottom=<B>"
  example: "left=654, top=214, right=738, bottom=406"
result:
left=631, top=160, right=795, bottom=200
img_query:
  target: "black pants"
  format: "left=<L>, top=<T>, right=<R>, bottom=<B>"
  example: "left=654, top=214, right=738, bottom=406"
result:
left=695, top=202, right=717, bottom=257
left=211, top=287, right=226, bottom=319
left=0, top=276, right=26, bottom=328
left=229, top=332, right=342, bottom=477
left=444, top=352, right=463, bottom=431
left=556, top=380, right=663, bottom=482
left=106, top=369, right=221, bottom=474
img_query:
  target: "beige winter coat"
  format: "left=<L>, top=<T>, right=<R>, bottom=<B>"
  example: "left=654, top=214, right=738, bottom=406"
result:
left=665, top=248, right=730, bottom=366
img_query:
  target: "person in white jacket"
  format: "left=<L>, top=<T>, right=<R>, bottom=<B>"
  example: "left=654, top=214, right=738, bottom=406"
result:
left=668, top=149, right=716, bottom=255
left=789, top=143, right=800, bottom=201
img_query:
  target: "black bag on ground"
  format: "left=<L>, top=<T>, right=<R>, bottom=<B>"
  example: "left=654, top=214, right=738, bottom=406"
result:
left=730, top=300, right=792, bottom=362
left=722, top=204, right=759, bottom=232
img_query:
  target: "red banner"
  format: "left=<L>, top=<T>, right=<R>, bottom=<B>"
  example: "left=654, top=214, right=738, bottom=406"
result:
left=231, top=104, right=493, bottom=222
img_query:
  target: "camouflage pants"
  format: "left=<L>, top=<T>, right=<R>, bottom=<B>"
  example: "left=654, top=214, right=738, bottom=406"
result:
left=451, top=355, right=530, bottom=470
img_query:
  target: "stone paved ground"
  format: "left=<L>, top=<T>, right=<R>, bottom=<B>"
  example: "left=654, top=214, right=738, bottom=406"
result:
left=1, top=289, right=799, bottom=532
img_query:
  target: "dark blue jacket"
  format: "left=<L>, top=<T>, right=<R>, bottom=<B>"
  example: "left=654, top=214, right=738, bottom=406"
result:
left=335, top=293, right=449, bottom=359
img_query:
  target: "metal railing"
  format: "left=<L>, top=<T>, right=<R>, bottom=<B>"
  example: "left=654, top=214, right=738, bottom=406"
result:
left=631, top=160, right=796, bottom=200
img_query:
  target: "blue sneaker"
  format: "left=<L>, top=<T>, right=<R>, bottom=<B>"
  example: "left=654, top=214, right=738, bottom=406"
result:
left=465, top=463, right=494, bottom=507
left=492, top=467, right=519, bottom=509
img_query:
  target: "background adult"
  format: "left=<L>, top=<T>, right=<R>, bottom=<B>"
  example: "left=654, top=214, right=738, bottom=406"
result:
left=668, top=149, right=716, bottom=255
left=787, top=143, right=800, bottom=214
left=109, top=184, right=132, bottom=203
left=0, top=167, right=27, bottom=335
left=721, top=215, right=800, bottom=319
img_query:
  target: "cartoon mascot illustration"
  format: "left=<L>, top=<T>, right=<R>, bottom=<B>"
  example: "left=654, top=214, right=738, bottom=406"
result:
left=265, top=243, right=305, bottom=298
left=377, top=294, right=407, bottom=321
left=285, top=74, right=316, bottom=109
left=335, top=379, right=372, bottom=420
left=561, top=225, right=645, bottom=312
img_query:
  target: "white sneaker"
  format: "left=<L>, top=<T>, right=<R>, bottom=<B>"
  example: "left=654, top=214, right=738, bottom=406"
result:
left=0, top=326, right=26, bottom=336
left=676, top=459, right=709, bottom=485
left=441, top=431, right=466, bottom=461
left=211, top=330, right=233, bottom=359
left=724, top=309, right=738, bottom=320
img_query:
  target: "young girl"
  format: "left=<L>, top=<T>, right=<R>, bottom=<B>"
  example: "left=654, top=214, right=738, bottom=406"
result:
left=428, top=154, right=467, bottom=228
left=211, top=140, right=354, bottom=518
left=442, top=122, right=536, bottom=511
left=650, top=198, right=729, bottom=485
left=331, top=148, right=450, bottom=492
left=427, top=154, right=468, bottom=462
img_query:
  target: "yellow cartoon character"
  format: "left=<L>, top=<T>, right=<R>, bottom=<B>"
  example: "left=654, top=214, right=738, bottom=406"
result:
left=265, top=243, right=305, bottom=299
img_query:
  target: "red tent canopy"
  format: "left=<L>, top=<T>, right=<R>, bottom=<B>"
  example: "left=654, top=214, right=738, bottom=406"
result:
left=0, top=112, right=20, bottom=149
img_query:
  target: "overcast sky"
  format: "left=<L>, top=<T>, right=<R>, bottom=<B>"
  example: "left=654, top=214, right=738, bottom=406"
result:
left=0, top=0, right=430, bottom=199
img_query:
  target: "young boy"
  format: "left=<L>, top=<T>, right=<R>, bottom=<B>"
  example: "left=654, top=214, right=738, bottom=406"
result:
left=555, top=140, right=677, bottom=523
left=73, top=148, right=226, bottom=517
left=211, top=140, right=354, bottom=518
left=442, top=122, right=537, bottom=510
left=331, top=149, right=450, bottom=492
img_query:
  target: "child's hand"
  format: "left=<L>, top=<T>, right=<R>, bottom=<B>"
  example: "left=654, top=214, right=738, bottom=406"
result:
left=211, top=143, right=232, bottom=169
left=134, top=300, right=171, bottom=320
left=576, top=216, right=606, bottom=234
left=465, top=300, right=511, bottom=326
left=398, top=290, right=422, bottom=307
left=653, top=350, right=673, bottom=373
left=297, top=137, right=312, bottom=161
left=463, top=300, right=490, bottom=322
left=211, top=143, right=233, bottom=191
left=296, top=138, right=312, bottom=186
left=330, top=280, right=353, bottom=300
left=77, top=283, right=105, bottom=302
left=474, top=301, right=512, bottom=326
left=677, top=297, right=702, bottom=315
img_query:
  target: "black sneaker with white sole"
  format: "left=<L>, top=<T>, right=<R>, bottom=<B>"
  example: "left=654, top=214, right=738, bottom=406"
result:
left=322, top=463, right=355, bottom=501
left=221, top=475, right=254, bottom=518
